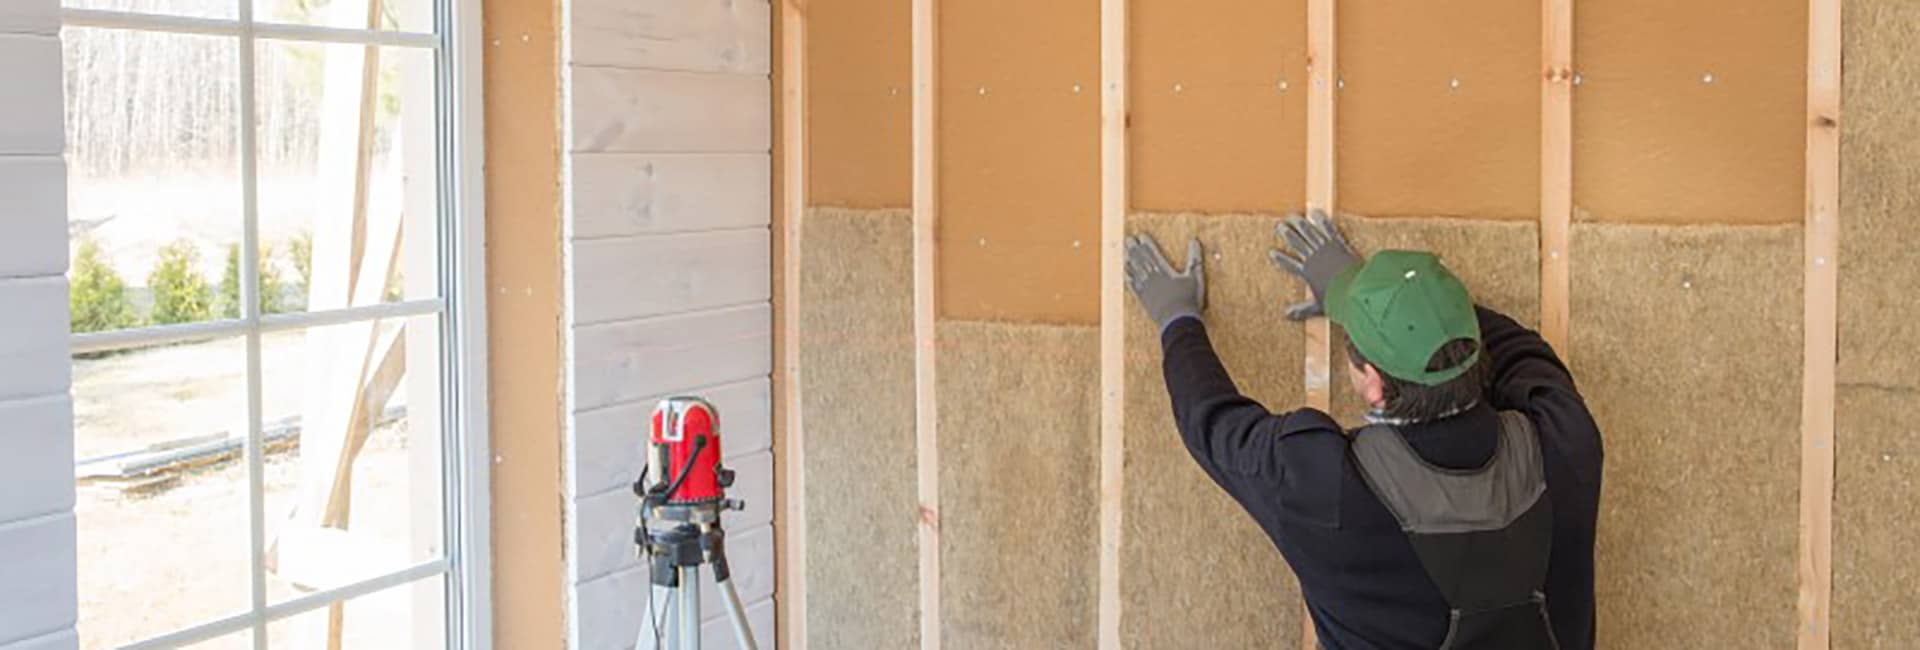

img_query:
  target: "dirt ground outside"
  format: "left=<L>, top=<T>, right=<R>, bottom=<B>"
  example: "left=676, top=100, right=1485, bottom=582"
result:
left=73, top=332, right=442, bottom=649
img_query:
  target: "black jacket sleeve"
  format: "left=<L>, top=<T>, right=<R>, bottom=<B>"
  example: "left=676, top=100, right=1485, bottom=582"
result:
left=1159, top=317, right=1345, bottom=494
left=1476, top=305, right=1605, bottom=485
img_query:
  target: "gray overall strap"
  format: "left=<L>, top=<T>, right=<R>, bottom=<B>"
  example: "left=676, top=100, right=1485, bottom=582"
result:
left=1351, top=412, right=1560, bottom=649
left=1350, top=410, right=1546, bottom=534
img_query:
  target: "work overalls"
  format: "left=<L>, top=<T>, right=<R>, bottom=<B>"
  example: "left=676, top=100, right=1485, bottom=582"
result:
left=1351, top=410, right=1560, bottom=650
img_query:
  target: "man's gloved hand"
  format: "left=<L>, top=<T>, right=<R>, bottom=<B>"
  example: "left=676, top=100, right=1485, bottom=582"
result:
left=1268, top=208, right=1360, bottom=321
left=1125, top=234, right=1206, bottom=332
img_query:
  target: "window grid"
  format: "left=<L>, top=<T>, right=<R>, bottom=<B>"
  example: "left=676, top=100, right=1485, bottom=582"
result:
left=60, top=1, right=464, bottom=647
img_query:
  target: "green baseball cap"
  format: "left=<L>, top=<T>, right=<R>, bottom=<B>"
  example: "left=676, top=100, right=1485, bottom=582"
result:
left=1324, top=250, right=1481, bottom=386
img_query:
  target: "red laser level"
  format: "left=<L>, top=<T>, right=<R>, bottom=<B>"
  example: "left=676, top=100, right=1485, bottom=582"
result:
left=646, top=396, right=730, bottom=504
left=632, top=396, right=758, bottom=650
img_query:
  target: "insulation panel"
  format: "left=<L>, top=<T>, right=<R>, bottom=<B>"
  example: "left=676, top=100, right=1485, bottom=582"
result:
left=1833, top=0, right=1920, bottom=643
left=1573, top=0, right=1806, bottom=224
left=806, top=0, right=912, bottom=207
left=936, top=321, right=1100, bottom=649
left=937, top=0, right=1101, bottom=324
left=1337, top=0, right=1540, bottom=220
left=798, top=208, right=922, bottom=649
left=1129, top=0, right=1308, bottom=213
left=1571, top=222, right=1802, bottom=648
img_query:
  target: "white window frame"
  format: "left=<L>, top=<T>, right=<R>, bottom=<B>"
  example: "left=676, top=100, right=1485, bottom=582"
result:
left=59, top=0, right=490, bottom=647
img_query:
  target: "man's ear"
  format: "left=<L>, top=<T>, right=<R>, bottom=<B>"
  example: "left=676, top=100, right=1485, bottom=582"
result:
left=1358, top=362, right=1387, bottom=409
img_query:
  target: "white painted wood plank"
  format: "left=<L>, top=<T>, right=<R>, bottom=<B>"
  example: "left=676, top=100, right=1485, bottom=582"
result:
left=574, top=524, right=776, bottom=650
left=0, top=514, right=76, bottom=645
left=0, top=629, right=76, bottom=650
left=0, top=157, right=68, bottom=279
left=570, top=153, right=771, bottom=240
left=571, top=303, right=771, bottom=411
left=0, top=35, right=62, bottom=155
left=571, top=377, right=771, bottom=498
left=0, top=0, right=58, bottom=35
left=572, top=452, right=774, bottom=583
left=571, top=230, right=771, bottom=326
left=722, top=450, right=774, bottom=530
left=573, top=563, right=652, bottom=650
left=569, top=0, right=771, bottom=75
left=0, top=277, right=70, bottom=402
left=0, top=395, right=72, bottom=524
left=571, top=487, right=638, bottom=584
left=570, top=68, right=770, bottom=154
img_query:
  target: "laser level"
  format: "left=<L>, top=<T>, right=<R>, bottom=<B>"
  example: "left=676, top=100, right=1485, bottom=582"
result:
left=632, top=396, right=758, bottom=650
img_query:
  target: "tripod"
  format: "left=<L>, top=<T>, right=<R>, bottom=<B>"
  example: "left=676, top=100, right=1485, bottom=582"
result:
left=634, top=500, right=759, bottom=650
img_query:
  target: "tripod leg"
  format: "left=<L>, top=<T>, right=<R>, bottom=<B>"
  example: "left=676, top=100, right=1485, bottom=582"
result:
left=681, top=566, right=702, bottom=650
left=714, top=571, right=760, bottom=650
left=645, top=585, right=677, bottom=650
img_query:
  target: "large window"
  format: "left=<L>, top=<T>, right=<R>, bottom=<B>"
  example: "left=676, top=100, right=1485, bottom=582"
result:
left=59, top=0, right=486, bottom=647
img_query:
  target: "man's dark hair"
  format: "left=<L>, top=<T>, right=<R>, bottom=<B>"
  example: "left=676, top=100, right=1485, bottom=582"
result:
left=1345, top=336, right=1491, bottom=422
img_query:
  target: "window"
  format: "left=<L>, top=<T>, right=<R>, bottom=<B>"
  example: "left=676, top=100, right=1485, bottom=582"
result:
left=59, top=0, right=487, bottom=647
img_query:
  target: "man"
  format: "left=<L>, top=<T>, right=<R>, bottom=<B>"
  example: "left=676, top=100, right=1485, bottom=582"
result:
left=1124, top=211, right=1603, bottom=649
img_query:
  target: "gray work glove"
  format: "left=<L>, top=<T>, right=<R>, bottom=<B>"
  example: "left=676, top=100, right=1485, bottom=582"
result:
left=1268, top=209, right=1360, bottom=321
left=1124, top=234, right=1206, bottom=332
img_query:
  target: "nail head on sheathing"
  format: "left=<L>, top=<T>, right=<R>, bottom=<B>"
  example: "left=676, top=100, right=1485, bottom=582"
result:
left=1702, top=72, right=1716, bottom=84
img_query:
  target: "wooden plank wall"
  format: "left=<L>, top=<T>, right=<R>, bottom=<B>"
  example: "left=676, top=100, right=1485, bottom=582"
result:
left=0, top=1, right=78, bottom=649
left=562, top=1, right=778, bottom=647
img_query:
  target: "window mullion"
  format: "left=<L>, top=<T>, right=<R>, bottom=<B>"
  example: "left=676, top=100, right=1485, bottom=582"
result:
left=235, top=0, right=269, bottom=646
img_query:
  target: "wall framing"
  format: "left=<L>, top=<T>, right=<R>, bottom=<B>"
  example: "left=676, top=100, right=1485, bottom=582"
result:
left=1796, top=0, right=1840, bottom=645
left=1302, top=1, right=1336, bottom=644
left=1540, top=0, right=1573, bottom=352
left=772, top=1, right=1860, bottom=647
left=1095, top=0, right=1126, bottom=644
left=774, top=0, right=808, bottom=648
left=909, top=0, right=941, bottom=647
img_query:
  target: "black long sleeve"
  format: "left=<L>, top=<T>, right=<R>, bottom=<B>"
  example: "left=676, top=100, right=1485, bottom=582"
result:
left=1160, top=317, right=1343, bottom=488
left=1476, top=305, right=1605, bottom=486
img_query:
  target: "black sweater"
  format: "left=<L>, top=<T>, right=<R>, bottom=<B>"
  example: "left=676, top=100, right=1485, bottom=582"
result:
left=1159, top=306, right=1603, bottom=650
